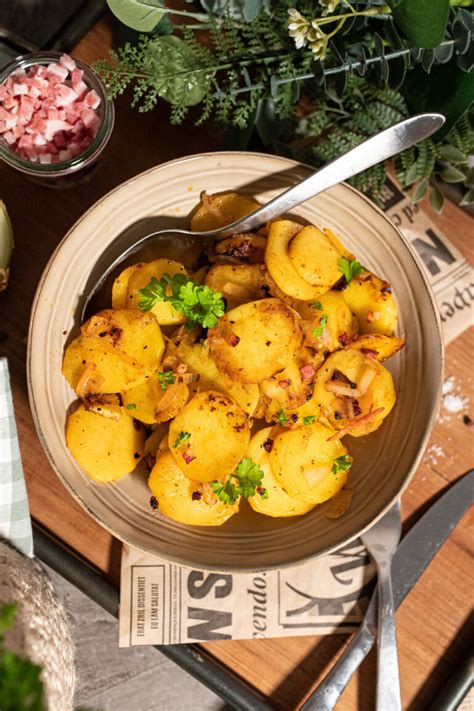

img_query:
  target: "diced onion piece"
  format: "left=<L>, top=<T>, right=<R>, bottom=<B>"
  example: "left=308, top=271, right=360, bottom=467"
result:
left=327, top=407, right=385, bottom=440
left=358, top=367, right=377, bottom=395
left=303, top=464, right=331, bottom=488
left=325, top=382, right=361, bottom=398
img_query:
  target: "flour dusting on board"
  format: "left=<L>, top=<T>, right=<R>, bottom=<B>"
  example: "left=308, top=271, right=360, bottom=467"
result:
left=438, top=375, right=470, bottom=423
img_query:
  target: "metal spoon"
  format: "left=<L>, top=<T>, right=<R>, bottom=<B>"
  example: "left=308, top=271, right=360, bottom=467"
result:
left=82, top=113, right=444, bottom=318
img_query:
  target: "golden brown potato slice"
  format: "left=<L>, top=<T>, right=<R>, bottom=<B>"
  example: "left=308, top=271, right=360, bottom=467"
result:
left=341, top=271, right=398, bottom=335
left=149, top=451, right=238, bottom=526
left=66, top=404, right=145, bottom=482
left=270, top=422, right=350, bottom=504
left=210, top=233, right=267, bottom=263
left=205, top=263, right=266, bottom=310
left=265, top=220, right=324, bottom=300
left=323, top=227, right=354, bottom=261
left=288, top=225, right=344, bottom=290
left=348, top=334, right=405, bottom=361
left=168, top=391, right=250, bottom=482
left=126, top=259, right=187, bottom=326
left=112, top=264, right=144, bottom=309
left=247, top=428, right=314, bottom=517
left=260, top=359, right=312, bottom=422
left=122, top=377, right=189, bottom=425
left=63, top=309, right=164, bottom=395
left=190, top=191, right=260, bottom=232
left=207, top=299, right=302, bottom=384
left=312, top=349, right=396, bottom=436
left=180, top=343, right=259, bottom=416
left=297, top=291, right=359, bottom=353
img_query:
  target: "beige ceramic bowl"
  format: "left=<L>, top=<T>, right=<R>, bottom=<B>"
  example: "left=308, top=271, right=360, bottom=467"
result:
left=28, top=152, right=443, bottom=571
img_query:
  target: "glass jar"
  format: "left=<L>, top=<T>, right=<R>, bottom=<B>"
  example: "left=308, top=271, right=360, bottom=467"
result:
left=0, top=51, right=114, bottom=187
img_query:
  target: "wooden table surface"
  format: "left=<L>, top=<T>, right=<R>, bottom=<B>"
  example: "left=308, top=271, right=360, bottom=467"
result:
left=1, top=16, right=473, bottom=710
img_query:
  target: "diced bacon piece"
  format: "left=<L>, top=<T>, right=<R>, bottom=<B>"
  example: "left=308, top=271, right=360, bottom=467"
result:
left=33, top=133, right=47, bottom=146
left=53, top=131, right=67, bottom=148
left=12, top=83, right=28, bottom=95
left=0, top=107, right=12, bottom=121
left=81, top=108, right=99, bottom=129
left=47, top=63, right=69, bottom=82
left=13, top=125, right=23, bottom=138
left=300, top=363, right=316, bottom=382
left=0, top=84, right=9, bottom=100
left=84, top=89, right=100, bottom=109
left=3, top=130, right=15, bottom=144
left=47, top=108, right=59, bottom=120
left=39, top=153, right=52, bottom=164
left=46, top=141, right=59, bottom=155
left=44, top=119, right=71, bottom=140
left=55, top=84, right=78, bottom=107
left=58, top=148, right=73, bottom=161
left=59, top=53, right=76, bottom=72
left=71, top=68, right=84, bottom=84
left=18, top=134, right=34, bottom=148
left=24, top=146, right=38, bottom=162
left=3, top=117, right=16, bottom=130
left=72, top=80, right=88, bottom=98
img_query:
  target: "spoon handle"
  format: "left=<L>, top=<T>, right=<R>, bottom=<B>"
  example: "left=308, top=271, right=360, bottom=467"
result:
left=219, top=113, right=444, bottom=236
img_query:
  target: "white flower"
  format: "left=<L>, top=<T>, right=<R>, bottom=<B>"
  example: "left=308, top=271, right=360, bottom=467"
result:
left=319, top=0, right=339, bottom=15
left=288, top=8, right=311, bottom=50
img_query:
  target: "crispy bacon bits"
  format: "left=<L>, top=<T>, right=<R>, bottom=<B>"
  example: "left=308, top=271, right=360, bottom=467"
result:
left=300, top=363, right=316, bottom=382
left=278, top=379, right=291, bottom=389
left=182, top=451, right=197, bottom=465
left=191, top=491, right=202, bottom=501
left=361, top=348, right=379, bottom=360
left=228, top=334, right=240, bottom=347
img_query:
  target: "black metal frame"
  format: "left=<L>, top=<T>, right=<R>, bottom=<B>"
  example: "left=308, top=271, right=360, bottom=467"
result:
left=33, top=523, right=274, bottom=711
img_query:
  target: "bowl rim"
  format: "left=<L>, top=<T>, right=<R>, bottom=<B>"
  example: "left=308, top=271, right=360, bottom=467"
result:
left=27, top=150, right=444, bottom=571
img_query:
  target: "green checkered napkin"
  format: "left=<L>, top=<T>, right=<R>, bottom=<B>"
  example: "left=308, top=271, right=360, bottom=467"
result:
left=0, top=357, right=33, bottom=557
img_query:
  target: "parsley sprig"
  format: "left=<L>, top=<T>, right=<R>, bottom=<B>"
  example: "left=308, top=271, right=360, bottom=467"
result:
left=276, top=409, right=289, bottom=425
left=312, top=313, right=328, bottom=338
left=157, top=370, right=176, bottom=390
left=303, top=415, right=316, bottom=425
left=332, top=454, right=353, bottom=475
left=172, top=431, right=191, bottom=448
left=139, top=273, right=225, bottom=329
left=338, top=258, right=363, bottom=284
left=211, top=458, right=267, bottom=504
left=312, top=300, right=323, bottom=310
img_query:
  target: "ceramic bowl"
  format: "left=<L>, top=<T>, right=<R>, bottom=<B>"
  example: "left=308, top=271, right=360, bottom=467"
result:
left=27, top=152, right=443, bottom=570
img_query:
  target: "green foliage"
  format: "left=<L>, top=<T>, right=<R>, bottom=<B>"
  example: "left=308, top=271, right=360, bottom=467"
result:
left=0, top=604, right=45, bottom=711
left=107, top=0, right=165, bottom=32
left=96, top=1, right=474, bottom=210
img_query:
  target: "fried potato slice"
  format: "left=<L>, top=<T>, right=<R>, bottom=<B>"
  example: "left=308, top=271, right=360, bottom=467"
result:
left=312, top=348, right=396, bottom=436
left=149, top=451, right=238, bottom=526
left=247, top=428, right=314, bottom=517
left=341, top=271, right=398, bottom=335
left=260, top=359, right=312, bottom=422
left=210, top=233, right=267, bottom=263
left=323, top=227, right=354, bottom=261
left=122, top=378, right=189, bottom=425
left=288, top=225, right=344, bottom=290
left=207, top=299, right=302, bottom=384
left=168, top=391, right=250, bottom=482
left=62, top=309, right=164, bottom=395
left=112, top=264, right=144, bottom=309
left=297, top=291, right=359, bottom=353
left=126, top=258, right=188, bottom=326
left=265, top=220, right=325, bottom=300
left=66, top=404, right=145, bottom=482
left=348, top=334, right=405, bottom=361
left=190, top=191, right=260, bottom=232
left=205, top=263, right=266, bottom=310
left=270, top=422, right=350, bottom=504
left=180, top=343, right=259, bottom=416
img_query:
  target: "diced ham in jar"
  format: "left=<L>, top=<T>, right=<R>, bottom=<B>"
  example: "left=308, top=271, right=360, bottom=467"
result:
left=0, top=53, right=101, bottom=164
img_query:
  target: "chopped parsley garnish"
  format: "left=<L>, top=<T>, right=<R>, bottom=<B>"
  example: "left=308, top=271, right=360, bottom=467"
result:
left=276, top=409, right=289, bottom=425
left=303, top=415, right=316, bottom=425
left=138, top=273, right=225, bottom=329
left=312, top=314, right=328, bottom=338
left=312, top=300, right=323, bottom=310
left=211, top=458, right=267, bottom=504
left=172, top=431, right=191, bottom=448
left=338, top=258, right=363, bottom=284
left=157, top=370, right=176, bottom=390
left=125, top=403, right=137, bottom=410
left=332, top=454, right=353, bottom=475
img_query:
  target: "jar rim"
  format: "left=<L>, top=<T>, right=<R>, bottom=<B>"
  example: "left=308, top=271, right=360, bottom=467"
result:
left=0, top=51, right=115, bottom=177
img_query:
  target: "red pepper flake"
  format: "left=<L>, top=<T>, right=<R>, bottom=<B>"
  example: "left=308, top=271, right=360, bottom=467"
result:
left=263, top=438, right=274, bottom=453
left=182, top=451, right=196, bottom=465
left=361, top=348, right=379, bottom=360
left=228, top=334, right=240, bottom=347
left=299, top=363, right=316, bottom=382
left=278, top=379, right=291, bottom=389
left=338, top=332, right=349, bottom=347
left=192, top=491, right=202, bottom=501
left=257, top=486, right=264, bottom=496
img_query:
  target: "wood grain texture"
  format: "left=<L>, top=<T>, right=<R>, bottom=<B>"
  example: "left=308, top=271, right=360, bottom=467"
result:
left=0, top=16, right=472, bottom=710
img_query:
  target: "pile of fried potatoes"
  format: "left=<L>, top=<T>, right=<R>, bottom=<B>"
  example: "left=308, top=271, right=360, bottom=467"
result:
left=62, top=191, right=405, bottom=526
